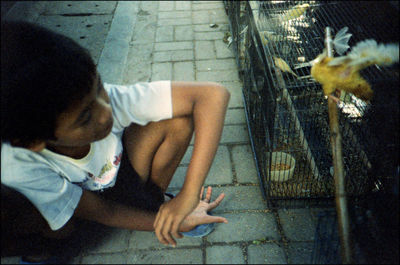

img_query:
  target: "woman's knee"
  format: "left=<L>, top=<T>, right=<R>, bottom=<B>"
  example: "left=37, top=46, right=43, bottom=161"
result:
left=166, top=116, right=194, bottom=143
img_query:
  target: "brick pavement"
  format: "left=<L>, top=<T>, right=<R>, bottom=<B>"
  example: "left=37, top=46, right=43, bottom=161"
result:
left=1, top=1, right=331, bottom=264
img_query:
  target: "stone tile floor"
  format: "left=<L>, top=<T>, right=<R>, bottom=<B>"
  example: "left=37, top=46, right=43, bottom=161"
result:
left=2, top=1, right=334, bottom=264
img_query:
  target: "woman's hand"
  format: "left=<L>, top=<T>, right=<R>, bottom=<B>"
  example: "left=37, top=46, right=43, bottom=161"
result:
left=153, top=188, right=199, bottom=246
left=154, top=186, right=228, bottom=247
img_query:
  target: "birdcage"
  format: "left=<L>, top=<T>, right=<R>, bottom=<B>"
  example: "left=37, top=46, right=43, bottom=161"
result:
left=225, top=1, right=399, bottom=208
left=311, top=174, right=399, bottom=264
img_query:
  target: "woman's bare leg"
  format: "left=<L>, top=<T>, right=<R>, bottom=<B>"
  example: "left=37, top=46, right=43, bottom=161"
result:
left=123, top=116, right=194, bottom=192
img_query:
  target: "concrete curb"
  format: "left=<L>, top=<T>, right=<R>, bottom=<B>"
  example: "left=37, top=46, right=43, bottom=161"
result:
left=96, top=1, right=139, bottom=84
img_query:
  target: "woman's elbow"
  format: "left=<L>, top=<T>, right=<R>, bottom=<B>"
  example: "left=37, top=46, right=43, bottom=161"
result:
left=211, top=82, right=231, bottom=105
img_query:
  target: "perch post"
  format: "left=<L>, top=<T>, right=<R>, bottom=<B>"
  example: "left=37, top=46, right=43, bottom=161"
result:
left=324, top=27, right=353, bottom=264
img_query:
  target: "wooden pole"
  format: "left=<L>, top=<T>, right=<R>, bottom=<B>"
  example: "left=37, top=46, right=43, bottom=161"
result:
left=324, top=27, right=353, bottom=264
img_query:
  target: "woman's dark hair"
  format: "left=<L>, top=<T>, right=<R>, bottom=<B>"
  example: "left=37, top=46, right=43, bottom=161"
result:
left=1, top=21, right=97, bottom=146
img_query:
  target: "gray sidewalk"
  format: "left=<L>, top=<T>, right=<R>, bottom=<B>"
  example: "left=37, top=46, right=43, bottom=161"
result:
left=2, top=1, right=329, bottom=264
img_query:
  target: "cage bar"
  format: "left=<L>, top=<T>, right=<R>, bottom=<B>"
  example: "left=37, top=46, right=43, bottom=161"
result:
left=226, top=1, right=399, bottom=208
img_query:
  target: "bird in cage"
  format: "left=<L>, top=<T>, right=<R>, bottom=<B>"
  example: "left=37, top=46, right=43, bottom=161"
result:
left=330, top=27, right=352, bottom=56
left=273, top=56, right=299, bottom=78
left=257, top=2, right=311, bottom=31
left=260, top=30, right=284, bottom=45
left=294, top=27, right=352, bottom=69
left=328, top=39, right=399, bottom=69
left=279, top=3, right=310, bottom=22
left=311, top=40, right=399, bottom=102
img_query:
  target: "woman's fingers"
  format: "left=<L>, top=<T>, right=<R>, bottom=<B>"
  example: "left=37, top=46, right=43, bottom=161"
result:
left=203, top=214, right=228, bottom=224
left=154, top=205, right=178, bottom=247
left=170, top=219, right=183, bottom=240
left=161, top=218, right=177, bottom=247
left=207, top=192, right=225, bottom=211
left=204, top=186, right=212, bottom=202
left=199, top=186, right=204, bottom=199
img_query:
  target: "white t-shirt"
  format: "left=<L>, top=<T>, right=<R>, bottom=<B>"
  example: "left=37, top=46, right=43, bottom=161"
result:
left=1, top=81, right=172, bottom=230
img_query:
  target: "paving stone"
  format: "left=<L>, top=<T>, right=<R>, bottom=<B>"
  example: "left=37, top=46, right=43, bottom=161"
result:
left=231, top=145, right=259, bottom=184
left=195, top=31, right=224, bottom=40
left=175, top=25, right=194, bottom=41
left=278, top=208, right=316, bottom=241
left=159, top=11, right=191, bottom=19
left=180, top=146, right=193, bottom=165
left=83, top=227, right=131, bottom=254
left=215, top=40, right=235, bottom=58
left=225, top=108, right=246, bottom=125
left=97, top=1, right=139, bottom=84
left=192, top=10, right=210, bottom=24
left=153, top=50, right=194, bottom=62
left=158, top=1, right=174, bottom=11
left=195, top=40, right=216, bottom=60
left=220, top=125, right=249, bottom=144
left=209, top=9, right=230, bottom=24
left=174, top=62, right=195, bottom=81
left=207, top=212, right=280, bottom=243
left=0, top=257, right=20, bottom=264
left=156, top=25, right=174, bottom=42
left=175, top=1, right=192, bottom=11
left=68, top=255, right=83, bottom=264
left=221, top=81, right=245, bottom=108
left=106, top=4, right=140, bottom=42
left=196, top=58, right=237, bottom=71
left=155, top=41, right=193, bottom=51
left=287, top=242, right=314, bottom=264
left=35, top=14, right=113, bottom=65
left=158, top=18, right=192, bottom=26
left=194, top=24, right=230, bottom=32
left=206, top=245, right=245, bottom=264
left=43, top=1, right=117, bottom=15
left=81, top=253, right=127, bottom=264
left=151, top=62, right=172, bottom=81
left=247, top=243, right=287, bottom=264
left=127, top=248, right=203, bottom=264
left=129, top=231, right=202, bottom=250
left=206, top=146, right=234, bottom=185
left=210, top=186, right=267, bottom=211
left=197, top=69, right=240, bottom=82
left=309, top=207, right=335, bottom=225
left=130, top=13, right=157, bottom=44
left=169, top=146, right=233, bottom=188
left=193, top=0, right=221, bottom=4
left=168, top=166, right=187, bottom=189
left=98, top=39, right=130, bottom=83
left=123, top=60, right=152, bottom=83
left=193, top=3, right=225, bottom=10
left=3, top=1, right=47, bottom=23
left=140, top=1, right=159, bottom=12
left=124, top=43, right=153, bottom=83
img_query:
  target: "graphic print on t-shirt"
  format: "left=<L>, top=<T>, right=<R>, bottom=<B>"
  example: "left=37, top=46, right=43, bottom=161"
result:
left=85, top=151, right=123, bottom=189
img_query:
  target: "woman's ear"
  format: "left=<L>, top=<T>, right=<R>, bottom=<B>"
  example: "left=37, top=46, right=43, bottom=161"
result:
left=10, top=139, right=46, bottom=152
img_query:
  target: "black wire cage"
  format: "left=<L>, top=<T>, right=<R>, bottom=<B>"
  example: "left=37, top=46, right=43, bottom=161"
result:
left=224, top=0, right=399, bottom=263
left=224, top=0, right=399, bottom=208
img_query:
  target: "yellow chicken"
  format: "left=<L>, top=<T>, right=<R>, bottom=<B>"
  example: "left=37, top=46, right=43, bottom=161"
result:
left=311, top=52, right=373, bottom=101
left=311, top=40, right=399, bottom=102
